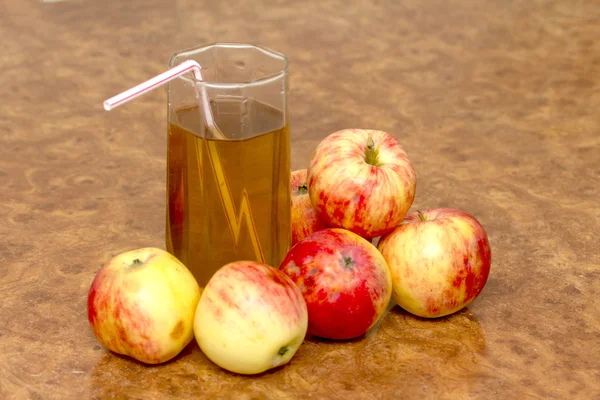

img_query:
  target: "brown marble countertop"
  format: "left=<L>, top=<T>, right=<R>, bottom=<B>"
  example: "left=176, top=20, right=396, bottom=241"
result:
left=1, top=0, right=599, bottom=398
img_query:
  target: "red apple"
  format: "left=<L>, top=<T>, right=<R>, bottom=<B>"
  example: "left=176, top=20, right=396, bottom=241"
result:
left=194, top=261, right=308, bottom=375
left=279, top=228, right=392, bottom=340
left=378, top=208, right=492, bottom=318
left=87, top=248, right=201, bottom=364
left=291, top=169, right=328, bottom=245
left=307, top=129, right=416, bottom=239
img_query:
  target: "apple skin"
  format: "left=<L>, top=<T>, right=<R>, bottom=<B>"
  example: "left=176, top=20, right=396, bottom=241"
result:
left=87, top=247, right=201, bottom=364
left=378, top=208, right=492, bottom=318
left=194, top=261, right=308, bottom=375
left=291, top=169, right=328, bottom=245
left=279, top=228, right=392, bottom=340
left=307, top=129, right=416, bottom=239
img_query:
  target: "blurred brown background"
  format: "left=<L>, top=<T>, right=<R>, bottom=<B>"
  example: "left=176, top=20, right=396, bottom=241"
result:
left=1, top=0, right=599, bottom=398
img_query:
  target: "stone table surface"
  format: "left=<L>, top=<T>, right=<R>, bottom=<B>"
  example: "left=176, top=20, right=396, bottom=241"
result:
left=1, top=0, right=599, bottom=399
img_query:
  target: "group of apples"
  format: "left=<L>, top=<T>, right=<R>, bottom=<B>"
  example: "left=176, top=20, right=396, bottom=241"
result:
left=87, top=129, right=492, bottom=375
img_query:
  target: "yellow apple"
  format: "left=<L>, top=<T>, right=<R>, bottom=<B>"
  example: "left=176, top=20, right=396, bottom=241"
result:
left=194, top=261, right=308, bottom=375
left=87, top=247, right=201, bottom=364
left=307, top=129, right=416, bottom=239
left=378, top=209, right=491, bottom=318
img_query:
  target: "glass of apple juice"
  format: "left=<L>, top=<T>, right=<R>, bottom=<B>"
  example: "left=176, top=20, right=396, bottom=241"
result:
left=165, top=43, right=291, bottom=287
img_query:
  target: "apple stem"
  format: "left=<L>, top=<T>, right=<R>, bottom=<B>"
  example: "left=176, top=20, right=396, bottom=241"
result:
left=417, top=210, right=427, bottom=222
left=367, top=136, right=375, bottom=150
left=364, top=135, right=381, bottom=167
left=343, top=256, right=354, bottom=269
left=297, top=184, right=308, bottom=195
left=278, top=346, right=289, bottom=356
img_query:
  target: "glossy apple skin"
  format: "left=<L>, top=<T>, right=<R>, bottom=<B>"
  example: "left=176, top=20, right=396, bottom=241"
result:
left=291, top=169, right=328, bottom=245
left=307, top=129, right=416, bottom=239
left=87, top=248, right=201, bottom=364
left=378, top=208, right=492, bottom=318
left=194, top=261, right=308, bottom=375
left=280, top=228, right=392, bottom=340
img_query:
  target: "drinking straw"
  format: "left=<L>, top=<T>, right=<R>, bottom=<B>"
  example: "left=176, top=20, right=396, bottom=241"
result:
left=103, top=59, right=224, bottom=139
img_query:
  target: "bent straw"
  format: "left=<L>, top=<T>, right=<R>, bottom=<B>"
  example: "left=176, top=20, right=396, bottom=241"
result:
left=103, top=59, right=224, bottom=139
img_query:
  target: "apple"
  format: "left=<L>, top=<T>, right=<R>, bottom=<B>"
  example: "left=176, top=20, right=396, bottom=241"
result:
left=307, top=129, right=416, bottom=239
left=378, top=208, right=492, bottom=318
left=87, top=247, right=201, bottom=364
left=194, top=261, right=308, bottom=375
left=279, top=228, right=392, bottom=340
left=291, top=169, right=328, bottom=245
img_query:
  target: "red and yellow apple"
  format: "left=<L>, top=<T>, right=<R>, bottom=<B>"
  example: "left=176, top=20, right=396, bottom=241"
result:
left=194, top=261, right=308, bottom=375
left=378, top=208, right=492, bottom=318
left=291, top=169, right=328, bottom=245
left=280, top=228, right=392, bottom=340
left=87, top=247, right=201, bottom=364
left=307, top=129, right=416, bottom=239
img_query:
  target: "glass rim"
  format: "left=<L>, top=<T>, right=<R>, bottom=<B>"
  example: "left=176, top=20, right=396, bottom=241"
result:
left=168, top=42, right=289, bottom=88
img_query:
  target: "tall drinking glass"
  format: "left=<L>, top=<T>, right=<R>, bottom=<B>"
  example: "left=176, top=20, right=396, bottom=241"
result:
left=166, top=43, right=291, bottom=287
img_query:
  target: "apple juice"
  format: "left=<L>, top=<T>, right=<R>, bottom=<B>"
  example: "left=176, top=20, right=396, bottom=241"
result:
left=166, top=101, right=291, bottom=287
